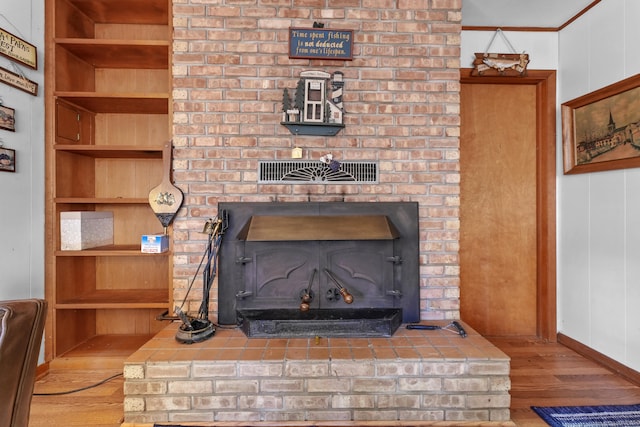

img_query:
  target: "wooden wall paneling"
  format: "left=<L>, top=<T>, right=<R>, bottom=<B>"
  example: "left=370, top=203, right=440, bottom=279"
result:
left=55, top=310, right=97, bottom=355
left=94, top=159, right=162, bottom=198
left=95, top=24, right=169, bottom=40
left=96, top=309, right=166, bottom=335
left=56, top=256, right=97, bottom=301
left=54, top=0, right=95, bottom=38
left=54, top=46, right=96, bottom=92
left=55, top=152, right=96, bottom=198
left=95, top=205, right=163, bottom=245
left=95, top=256, right=168, bottom=291
left=94, top=114, right=169, bottom=147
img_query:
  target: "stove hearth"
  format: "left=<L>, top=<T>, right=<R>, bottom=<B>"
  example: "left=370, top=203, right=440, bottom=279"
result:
left=218, top=202, right=420, bottom=337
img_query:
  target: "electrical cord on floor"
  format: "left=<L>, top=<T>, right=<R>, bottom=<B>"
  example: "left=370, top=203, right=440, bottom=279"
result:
left=32, top=372, right=123, bottom=396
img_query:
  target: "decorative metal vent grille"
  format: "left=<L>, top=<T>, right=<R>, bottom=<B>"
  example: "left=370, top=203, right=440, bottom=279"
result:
left=258, top=161, right=378, bottom=184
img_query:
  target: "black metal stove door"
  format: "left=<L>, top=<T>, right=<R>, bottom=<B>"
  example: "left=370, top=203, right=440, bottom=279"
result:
left=236, top=240, right=398, bottom=311
left=237, top=241, right=320, bottom=311
left=321, top=241, right=396, bottom=309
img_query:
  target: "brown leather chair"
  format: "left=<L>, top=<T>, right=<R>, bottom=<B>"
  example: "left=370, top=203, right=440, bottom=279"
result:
left=0, top=299, right=47, bottom=427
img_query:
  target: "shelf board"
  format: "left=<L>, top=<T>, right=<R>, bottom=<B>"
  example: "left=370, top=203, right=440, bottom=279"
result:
left=56, top=38, right=169, bottom=69
left=67, top=0, right=168, bottom=25
left=55, top=197, right=151, bottom=204
left=55, top=92, right=169, bottom=114
left=56, top=289, right=168, bottom=308
left=54, top=144, right=163, bottom=158
left=54, top=334, right=158, bottom=365
left=56, top=244, right=169, bottom=256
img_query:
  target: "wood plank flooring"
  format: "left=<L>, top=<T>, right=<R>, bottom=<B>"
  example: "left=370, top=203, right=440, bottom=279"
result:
left=28, top=338, right=640, bottom=426
left=494, top=337, right=640, bottom=426
left=30, top=368, right=125, bottom=427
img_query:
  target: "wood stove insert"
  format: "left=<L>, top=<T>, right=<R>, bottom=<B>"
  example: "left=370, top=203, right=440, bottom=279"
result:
left=218, top=202, right=420, bottom=337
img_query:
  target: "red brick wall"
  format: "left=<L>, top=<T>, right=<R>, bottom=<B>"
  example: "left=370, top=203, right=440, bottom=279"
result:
left=171, top=0, right=462, bottom=322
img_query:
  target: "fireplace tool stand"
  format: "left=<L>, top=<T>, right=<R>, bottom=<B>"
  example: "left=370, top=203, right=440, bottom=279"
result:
left=175, top=212, right=228, bottom=344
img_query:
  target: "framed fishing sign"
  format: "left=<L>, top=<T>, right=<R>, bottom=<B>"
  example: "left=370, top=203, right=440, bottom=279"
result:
left=288, top=27, right=353, bottom=61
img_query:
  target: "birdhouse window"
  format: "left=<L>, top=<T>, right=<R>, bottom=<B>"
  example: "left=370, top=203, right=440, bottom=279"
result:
left=304, top=79, right=325, bottom=122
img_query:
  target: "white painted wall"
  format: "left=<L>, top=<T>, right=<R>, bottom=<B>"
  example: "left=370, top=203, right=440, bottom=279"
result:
left=558, top=0, right=640, bottom=372
left=0, top=1, right=45, bottom=301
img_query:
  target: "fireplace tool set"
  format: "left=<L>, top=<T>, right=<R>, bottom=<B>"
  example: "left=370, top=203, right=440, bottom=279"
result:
left=147, top=141, right=227, bottom=343
left=174, top=211, right=228, bottom=344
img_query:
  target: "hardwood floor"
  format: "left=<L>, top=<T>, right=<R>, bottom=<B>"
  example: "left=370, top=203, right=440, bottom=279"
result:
left=492, top=337, right=640, bottom=426
left=30, top=368, right=125, bottom=426
left=29, top=338, right=640, bottom=426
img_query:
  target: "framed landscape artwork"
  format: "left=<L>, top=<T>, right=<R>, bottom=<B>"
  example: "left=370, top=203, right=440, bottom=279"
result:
left=562, top=74, right=640, bottom=174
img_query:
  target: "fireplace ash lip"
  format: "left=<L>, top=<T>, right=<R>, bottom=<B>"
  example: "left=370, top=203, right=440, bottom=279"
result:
left=237, top=308, right=403, bottom=338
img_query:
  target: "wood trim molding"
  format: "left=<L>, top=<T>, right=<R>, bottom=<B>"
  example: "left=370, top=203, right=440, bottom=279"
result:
left=36, top=361, right=49, bottom=380
left=461, top=25, right=557, bottom=32
left=558, top=0, right=602, bottom=31
left=558, top=333, right=640, bottom=387
left=460, top=69, right=557, bottom=342
left=461, top=0, right=602, bottom=32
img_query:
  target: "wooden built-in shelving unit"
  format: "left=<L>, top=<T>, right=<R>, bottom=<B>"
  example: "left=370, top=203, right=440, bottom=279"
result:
left=45, top=0, right=172, bottom=361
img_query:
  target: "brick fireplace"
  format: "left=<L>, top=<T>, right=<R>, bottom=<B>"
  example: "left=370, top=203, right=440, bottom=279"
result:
left=170, top=0, right=463, bottom=321
left=119, top=1, right=514, bottom=426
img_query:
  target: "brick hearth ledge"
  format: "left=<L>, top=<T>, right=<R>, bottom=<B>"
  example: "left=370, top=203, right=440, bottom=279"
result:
left=122, top=321, right=512, bottom=426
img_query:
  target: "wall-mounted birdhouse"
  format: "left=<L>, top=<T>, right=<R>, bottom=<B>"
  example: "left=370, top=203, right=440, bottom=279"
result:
left=281, top=70, right=345, bottom=136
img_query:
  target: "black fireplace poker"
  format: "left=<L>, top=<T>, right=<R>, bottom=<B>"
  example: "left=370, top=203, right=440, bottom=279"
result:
left=175, top=211, right=228, bottom=344
left=406, top=321, right=467, bottom=338
left=299, top=268, right=317, bottom=312
left=323, top=268, right=354, bottom=304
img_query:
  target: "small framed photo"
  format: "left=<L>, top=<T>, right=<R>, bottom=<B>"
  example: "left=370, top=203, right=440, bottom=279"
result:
left=0, top=147, right=15, bottom=172
left=0, top=105, right=15, bottom=132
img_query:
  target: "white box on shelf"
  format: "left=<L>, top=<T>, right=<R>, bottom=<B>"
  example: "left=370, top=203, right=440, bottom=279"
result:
left=60, top=211, right=114, bottom=250
left=141, top=234, right=168, bottom=253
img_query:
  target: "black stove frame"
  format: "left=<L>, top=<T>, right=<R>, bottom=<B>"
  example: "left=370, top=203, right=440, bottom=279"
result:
left=217, top=202, right=420, bottom=335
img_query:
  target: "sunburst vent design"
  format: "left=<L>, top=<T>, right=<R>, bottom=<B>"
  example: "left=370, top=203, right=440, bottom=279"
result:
left=258, top=161, right=378, bottom=184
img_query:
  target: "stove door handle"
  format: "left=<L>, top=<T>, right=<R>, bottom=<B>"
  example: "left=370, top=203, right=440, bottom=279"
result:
left=235, top=290, right=253, bottom=299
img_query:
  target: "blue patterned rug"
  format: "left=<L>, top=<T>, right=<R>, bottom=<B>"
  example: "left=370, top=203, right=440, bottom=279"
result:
left=532, top=404, right=640, bottom=426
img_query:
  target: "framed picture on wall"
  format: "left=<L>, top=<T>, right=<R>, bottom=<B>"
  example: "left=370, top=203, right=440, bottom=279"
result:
left=562, top=73, right=640, bottom=174
left=0, top=147, right=15, bottom=172
left=0, top=105, right=15, bottom=132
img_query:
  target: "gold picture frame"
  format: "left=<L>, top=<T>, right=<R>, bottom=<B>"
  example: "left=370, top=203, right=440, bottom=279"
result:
left=562, top=74, right=640, bottom=174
